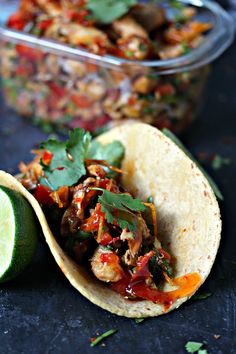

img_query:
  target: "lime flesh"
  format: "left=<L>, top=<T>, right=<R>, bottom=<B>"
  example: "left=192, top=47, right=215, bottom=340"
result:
left=0, top=186, right=38, bottom=282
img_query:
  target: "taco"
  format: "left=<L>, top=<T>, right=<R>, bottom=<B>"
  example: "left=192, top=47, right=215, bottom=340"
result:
left=0, top=123, right=221, bottom=317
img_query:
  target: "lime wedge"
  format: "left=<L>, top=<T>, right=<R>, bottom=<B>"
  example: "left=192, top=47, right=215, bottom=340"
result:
left=0, top=186, right=38, bottom=282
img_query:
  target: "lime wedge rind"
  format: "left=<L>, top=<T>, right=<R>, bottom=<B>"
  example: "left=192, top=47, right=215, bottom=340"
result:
left=0, top=186, right=38, bottom=283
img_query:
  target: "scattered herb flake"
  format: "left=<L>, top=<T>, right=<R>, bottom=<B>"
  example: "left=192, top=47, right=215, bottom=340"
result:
left=143, top=106, right=156, bottom=115
left=211, top=155, right=231, bottom=170
left=198, top=350, right=208, bottom=354
left=185, top=341, right=203, bottom=353
left=162, top=128, right=224, bottom=201
left=135, top=318, right=145, bottom=324
left=169, top=0, right=184, bottom=10
left=86, top=0, right=137, bottom=24
left=90, top=329, right=117, bottom=347
left=139, top=43, right=147, bottom=52
left=181, top=41, right=191, bottom=54
left=147, top=72, right=159, bottom=80
left=95, top=189, right=145, bottom=231
left=124, top=50, right=134, bottom=57
left=147, top=196, right=154, bottom=203
left=192, top=292, right=212, bottom=301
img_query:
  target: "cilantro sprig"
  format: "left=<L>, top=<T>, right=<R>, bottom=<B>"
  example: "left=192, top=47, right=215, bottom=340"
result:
left=86, top=0, right=137, bottom=24
left=39, top=128, right=124, bottom=191
left=92, top=188, right=146, bottom=231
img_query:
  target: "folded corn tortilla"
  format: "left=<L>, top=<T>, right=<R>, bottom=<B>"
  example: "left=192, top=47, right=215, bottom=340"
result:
left=0, top=123, right=221, bottom=317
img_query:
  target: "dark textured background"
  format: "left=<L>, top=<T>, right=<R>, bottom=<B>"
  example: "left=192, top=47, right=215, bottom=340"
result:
left=0, top=29, right=236, bottom=354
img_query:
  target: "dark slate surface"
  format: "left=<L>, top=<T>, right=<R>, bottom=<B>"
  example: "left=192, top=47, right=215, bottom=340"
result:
left=0, top=41, right=236, bottom=354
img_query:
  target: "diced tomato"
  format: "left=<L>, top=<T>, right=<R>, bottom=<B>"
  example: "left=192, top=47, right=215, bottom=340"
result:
left=7, top=12, right=27, bottom=30
left=156, top=83, right=175, bottom=96
left=15, top=62, right=34, bottom=76
left=66, top=9, right=94, bottom=26
left=42, top=151, right=53, bottom=166
left=128, top=95, right=137, bottom=106
left=34, top=184, right=54, bottom=205
left=37, top=19, right=53, bottom=31
left=16, top=44, right=43, bottom=61
left=48, top=83, right=66, bottom=98
left=99, top=232, right=113, bottom=246
left=71, top=94, right=92, bottom=108
left=93, top=114, right=111, bottom=128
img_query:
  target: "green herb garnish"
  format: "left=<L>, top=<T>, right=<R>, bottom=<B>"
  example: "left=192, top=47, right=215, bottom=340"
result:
left=135, top=318, right=145, bottom=324
left=147, top=72, right=159, bottom=80
left=142, top=106, right=156, bottom=115
left=39, top=128, right=125, bottom=190
left=124, top=50, right=134, bottom=57
left=86, top=0, right=137, bottom=24
left=90, top=329, right=117, bottom=347
left=162, top=128, right=224, bottom=201
left=192, top=292, right=212, bottom=301
left=40, top=128, right=91, bottom=190
left=181, top=41, right=191, bottom=54
left=92, top=188, right=145, bottom=231
left=211, top=154, right=231, bottom=170
left=185, top=342, right=204, bottom=353
left=87, top=140, right=124, bottom=174
left=139, top=43, right=147, bottom=52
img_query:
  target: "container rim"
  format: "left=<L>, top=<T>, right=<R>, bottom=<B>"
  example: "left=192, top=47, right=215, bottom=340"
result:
left=0, top=0, right=234, bottom=74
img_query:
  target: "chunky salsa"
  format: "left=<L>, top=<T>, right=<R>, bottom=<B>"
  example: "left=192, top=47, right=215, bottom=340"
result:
left=1, top=0, right=211, bottom=133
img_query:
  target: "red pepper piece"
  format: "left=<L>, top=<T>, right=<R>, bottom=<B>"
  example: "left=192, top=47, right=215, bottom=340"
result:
left=7, top=12, right=27, bottom=30
left=41, top=151, right=53, bottom=166
left=99, top=232, right=113, bottom=246
left=48, top=83, right=67, bottom=98
left=34, top=184, right=54, bottom=205
left=37, top=19, right=53, bottom=31
left=71, top=94, right=92, bottom=109
left=16, top=44, right=43, bottom=61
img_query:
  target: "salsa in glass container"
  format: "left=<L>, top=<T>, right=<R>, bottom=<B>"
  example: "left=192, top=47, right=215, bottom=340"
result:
left=0, top=0, right=234, bottom=134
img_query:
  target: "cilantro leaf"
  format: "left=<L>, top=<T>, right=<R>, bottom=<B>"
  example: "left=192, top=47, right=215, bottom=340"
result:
left=86, top=0, right=137, bottom=24
left=192, top=292, right=212, bottom=301
left=40, top=128, right=91, bottom=190
left=185, top=342, right=203, bottom=353
left=87, top=140, right=124, bottom=177
left=97, top=189, right=145, bottom=231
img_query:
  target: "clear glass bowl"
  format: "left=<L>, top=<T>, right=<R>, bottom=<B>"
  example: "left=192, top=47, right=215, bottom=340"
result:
left=0, top=0, right=234, bottom=134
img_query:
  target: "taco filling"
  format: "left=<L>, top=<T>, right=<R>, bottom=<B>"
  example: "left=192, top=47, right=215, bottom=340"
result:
left=17, top=127, right=200, bottom=309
